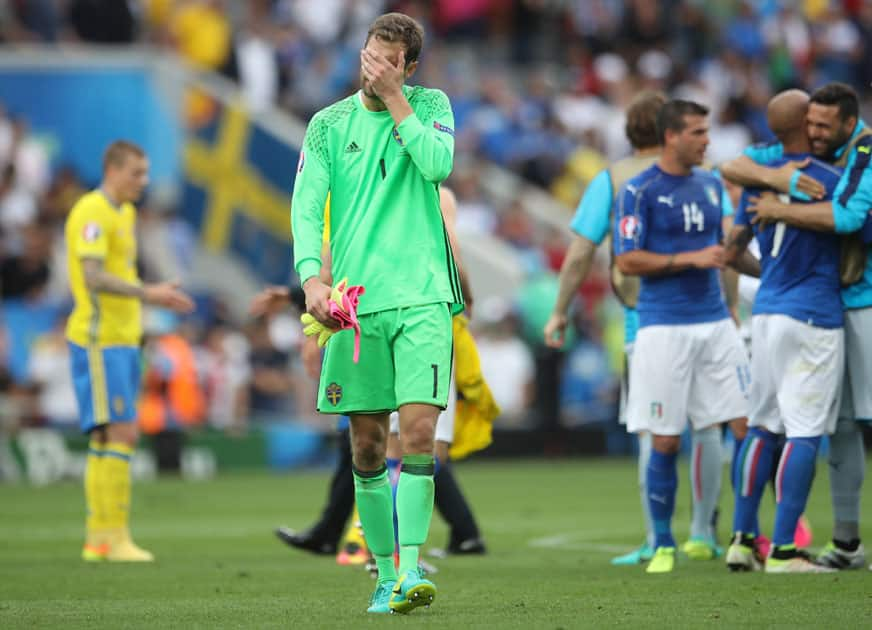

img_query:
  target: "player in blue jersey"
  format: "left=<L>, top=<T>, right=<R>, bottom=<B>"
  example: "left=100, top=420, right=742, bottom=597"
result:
left=722, top=82, right=872, bottom=571
left=544, top=91, right=735, bottom=565
left=614, top=100, right=751, bottom=574
left=723, top=89, right=843, bottom=573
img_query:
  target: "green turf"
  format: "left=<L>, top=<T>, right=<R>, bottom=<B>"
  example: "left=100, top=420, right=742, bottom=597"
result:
left=1, top=458, right=870, bottom=629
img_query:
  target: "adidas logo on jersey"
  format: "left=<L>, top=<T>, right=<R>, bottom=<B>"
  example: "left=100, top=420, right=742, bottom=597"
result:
left=345, top=141, right=362, bottom=153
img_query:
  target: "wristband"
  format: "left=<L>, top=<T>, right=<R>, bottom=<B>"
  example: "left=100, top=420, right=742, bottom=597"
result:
left=789, top=170, right=812, bottom=201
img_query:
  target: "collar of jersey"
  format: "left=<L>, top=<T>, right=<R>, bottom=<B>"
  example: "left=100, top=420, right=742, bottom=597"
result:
left=98, top=188, right=123, bottom=212
left=355, top=90, right=394, bottom=116
left=834, top=119, right=867, bottom=160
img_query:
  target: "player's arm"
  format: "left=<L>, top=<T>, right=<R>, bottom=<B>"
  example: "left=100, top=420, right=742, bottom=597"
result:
left=612, top=181, right=724, bottom=276
left=291, top=116, right=337, bottom=327
left=364, top=49, right=454, bottom=182
left=720, top=147, right=825, bottom=200
left=616, top=247, right=724, bottom=276
left=544, top=169, right=612, bottom=347
left=723, top=225, right=760, bottom=278
left=439, top=187, right=473, bottom=312
left=748, top=140, right=872, bottom=234
left=76, top=219, right=193, bottom=312
left=82, top=259, right=193, bottom=311
left=723, top=189, right=761, bottom=278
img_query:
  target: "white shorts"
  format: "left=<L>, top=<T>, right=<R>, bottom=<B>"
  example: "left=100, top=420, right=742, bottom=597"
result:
left=748, top=314, right=844, bottom=438
left=390, top=358, right=457, bottom=443
left=839, top=307, right=872, bottom=421
left=618, top=342, right=634, bottom=427
left=626, top=319, right=750, bottom=435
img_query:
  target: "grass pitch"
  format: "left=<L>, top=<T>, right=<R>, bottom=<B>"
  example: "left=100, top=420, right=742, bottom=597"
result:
left=1, top=458, right=870, bottom=629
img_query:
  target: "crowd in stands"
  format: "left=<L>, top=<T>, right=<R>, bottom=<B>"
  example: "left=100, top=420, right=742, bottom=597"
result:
left=2, top=1, right=872, bottom=438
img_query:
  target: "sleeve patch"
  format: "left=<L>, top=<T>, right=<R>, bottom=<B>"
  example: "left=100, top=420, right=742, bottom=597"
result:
left=433, top=121, right=455, bottom=136
left=392, top=127, right=405, bottom=146
left=619, top=216, right=642, bottom=239
left=82, top=222, right=102, bottom=242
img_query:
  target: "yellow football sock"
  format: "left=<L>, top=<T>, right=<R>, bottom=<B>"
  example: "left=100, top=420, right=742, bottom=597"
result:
left=102, top=442, right=135, bottom=531
left=341, top=505, right=368, bottom=550
left=84, top=439, right=106, bottom=543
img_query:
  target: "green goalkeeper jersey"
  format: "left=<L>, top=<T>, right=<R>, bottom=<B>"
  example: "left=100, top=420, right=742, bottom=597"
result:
left=292, top=85, right=463, bottom=315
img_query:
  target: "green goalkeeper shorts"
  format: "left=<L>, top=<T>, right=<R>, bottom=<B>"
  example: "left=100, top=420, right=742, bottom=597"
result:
left=317, top=303, right=453, bottom=415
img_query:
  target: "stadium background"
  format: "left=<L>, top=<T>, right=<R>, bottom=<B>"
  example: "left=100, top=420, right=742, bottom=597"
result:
left=0, top=1, right=871, bottom=477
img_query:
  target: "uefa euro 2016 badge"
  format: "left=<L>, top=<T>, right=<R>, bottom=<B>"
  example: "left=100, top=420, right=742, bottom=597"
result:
left=325, top=382, right=343, bottom=406
left=619, top=215, right=641, bottom=239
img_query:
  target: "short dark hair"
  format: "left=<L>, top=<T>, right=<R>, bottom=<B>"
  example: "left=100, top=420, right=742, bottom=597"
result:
left=366, top=12, right=424, bottom=65
left=810, top=82, right=859, bottom=123
left=103, top=140, right=145, bottom=173
left=625, top=91, right=667, bottom=149
left=656, top=99, right=709, bottom=144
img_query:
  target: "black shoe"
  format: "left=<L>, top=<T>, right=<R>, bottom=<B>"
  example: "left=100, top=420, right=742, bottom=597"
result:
left=274, top=527, right=336, bottom=555
left=447, top=537, right=487, bottom=555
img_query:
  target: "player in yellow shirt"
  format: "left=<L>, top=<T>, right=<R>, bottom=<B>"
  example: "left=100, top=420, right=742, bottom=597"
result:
left=66, top=140, right=194, bottom=562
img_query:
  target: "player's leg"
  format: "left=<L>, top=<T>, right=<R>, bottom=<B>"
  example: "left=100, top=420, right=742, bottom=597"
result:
left=765, top=316, right=842, bottom=574
left=318, top=312, right=398, bottom=611
left=686, top=319, right=756, bottom=571
left=69, top=342, right=110, bottom=560
left=349, top=412, right=398, bottom=608
left=102, top=417, right=152, bottom=561
left=434, top=440, right=485, bottom=553
left=335, top=429, right=370, bottom=566
left=74, top=344, right=150, bottom=562
left=628, top=325, right=693, bottom=574
left=83, top=427, right=108, bottom=560
left=433, top=367, right=485, bottom=554
left=389, top=303, right=451, bottom=612
left=277, top=425, right=354, bottom=555
left=685, top=425, right=723, bottom=559
left=612, top=343, right=656, bottom=565
left=820, top=307, right=869, bottom=569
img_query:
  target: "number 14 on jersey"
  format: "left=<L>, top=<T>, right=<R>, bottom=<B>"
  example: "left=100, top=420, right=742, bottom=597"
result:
left=681, top=202, right=705, bottom=232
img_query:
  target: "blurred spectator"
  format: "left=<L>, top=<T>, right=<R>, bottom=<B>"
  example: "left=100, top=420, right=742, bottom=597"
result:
left=68, top=0, right=137, bottom=44
left=168, top=0, right=231, bottom=70
left=515, top=272, right=572, bottom=434
left=247, top=316, right=297, bottom=419
left=0, top=220, right=51, bottom=299
left=229, top=0, right=281, bottom=113
left=450, top=168, right=497, bottom=235
left=27, top=318, right=77, bottom=427
left=138, top=310, right=206, bottom=472
left=811, top=3, right=863, bottom=85
left=200, top=323, right=251, bottom=434
left=0, top=163, right=37, bottom=254
left=473, top=297, right=534, bottom=428
left=5, top=116, right=51, bottom=196
left=707, top=97, right=753, bottom=166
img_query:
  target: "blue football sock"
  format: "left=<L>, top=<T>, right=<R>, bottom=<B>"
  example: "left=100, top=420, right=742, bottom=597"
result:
left=732, top=428, right=777, bottom=537
left=647, top=449, right=678, bottom=549
left=731, top=434, right=744, bottom=491
left=772, top=437, right=820, bottom=547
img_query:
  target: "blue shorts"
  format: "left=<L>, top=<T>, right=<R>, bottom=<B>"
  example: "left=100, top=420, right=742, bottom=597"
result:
left=69, top=343, right=141, bottom=434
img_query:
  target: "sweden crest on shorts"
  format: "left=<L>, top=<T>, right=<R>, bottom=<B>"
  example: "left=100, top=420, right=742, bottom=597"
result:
left=325, top=382, right=343, bottom=406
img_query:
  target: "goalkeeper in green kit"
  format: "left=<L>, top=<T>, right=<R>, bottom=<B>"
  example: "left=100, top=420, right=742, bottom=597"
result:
left=290, top=12, right=462, bottom=615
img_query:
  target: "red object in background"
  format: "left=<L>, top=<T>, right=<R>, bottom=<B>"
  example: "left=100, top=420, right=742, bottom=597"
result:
left=579, top=275, right=608, bottom=318
left=433, top=0, right=493, bottom=31
left=843, top=0, right=861, bottom=17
